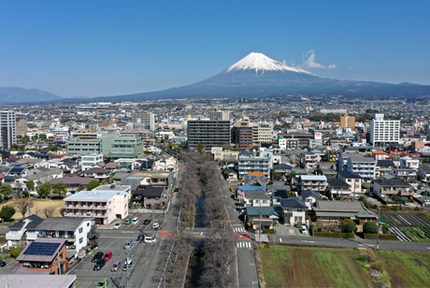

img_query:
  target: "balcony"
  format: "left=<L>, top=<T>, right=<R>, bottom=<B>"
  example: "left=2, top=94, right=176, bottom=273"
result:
left=6, top=230, right=24, bottom=241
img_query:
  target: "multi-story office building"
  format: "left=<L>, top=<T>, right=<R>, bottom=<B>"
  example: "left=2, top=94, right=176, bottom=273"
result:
left=280, top=132, right=313, bottom=148
left=370, top=114, right=400, bottom=146
left=0, top=110, right=16, bottom=149
left=187, top=120, right=231, bottom=149
left=101, top=134, right=144, bottom=160
left=132, top=111, right=154, bottom=131
left=238, top=151, right=270, bottom=179
left=252, top=125, right=272, bottom=145
left=340, top=113, right=356, bottom=129
left=67, top=133, right=102, bottom=156
left=231, top=124, right=253, bottom=151
left=209, top=109, right=230, bottom=121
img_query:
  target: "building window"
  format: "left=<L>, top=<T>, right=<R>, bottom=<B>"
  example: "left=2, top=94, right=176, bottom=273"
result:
left=79, top=227, right=83, bottom=233
left=79, top=237, right=83, bottom=244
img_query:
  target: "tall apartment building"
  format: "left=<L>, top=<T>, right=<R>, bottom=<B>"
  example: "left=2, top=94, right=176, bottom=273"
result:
left=252, top=125, right=272, bottom=145
left=0, top=111, right=16, bottom=149
left=187, top=120, right=231, bottom=149
left=231, top=120, right=253, bottom=151
left=339, top=153, right=376, bottom=181
left=132, top=111, right=155, bottom=131
left=370, top=114, right=400, bottom=146
left=16, top=119, right=28, bottom=136
left=340, top=113, right=356, bottom=129
left=209, top=109, right=230, bottom=121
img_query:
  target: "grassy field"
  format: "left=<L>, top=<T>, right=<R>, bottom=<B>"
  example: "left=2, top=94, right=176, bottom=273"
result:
left=258, top=245, right=430, bottom=288
left=0, top=198, right=64, bottom=220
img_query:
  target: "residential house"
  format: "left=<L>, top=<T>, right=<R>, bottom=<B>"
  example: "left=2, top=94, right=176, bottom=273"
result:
left=243, top=190, right=270, bottom=207
left=337, top=170, right=362, bottom=196
left=130, top=171, right=171, bottom=187
left=418, top=165, right=430, bottom=183
left=400, top=156, right=420, bottom=169
left=26, top=167, right=64, bottom=189
left=35, top=217, right=93, bottom=257
left=6, top=214, right=44, bottom=248
left=376, top=159, right=395, bottom=178
left=81, top=167, right=111, bottom=180
left=81, top=154, right=104, bottom=171
left=131, top=185, right=166, bottom=208
left=327, top=177, right=351, bottom=199
left=373, top=178, right=414, bottom=201
left=16, top=239, right=72, bottom=275
left=49, top=173, right=98, bottom=194
left=235, top=186, right=266, bottom=202
left=152, top=157, right=177, bottom=172
left=245, top=206, right=279, bottom=230
left=301, top=189, right=323, bottom=210
left=271, top=189, right=290, bottom=206
left=279, top=198, right=307, bottom=226
left=311, top=200, right=377, bottom=224
left=394, top=168, right=417, bottom=181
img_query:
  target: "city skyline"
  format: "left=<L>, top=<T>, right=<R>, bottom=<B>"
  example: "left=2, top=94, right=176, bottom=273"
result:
left=1, top=1, right=429, bottom=98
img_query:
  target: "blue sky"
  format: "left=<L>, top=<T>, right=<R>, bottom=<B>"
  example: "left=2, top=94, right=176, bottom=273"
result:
left=1, top=1, right=429, bottom=98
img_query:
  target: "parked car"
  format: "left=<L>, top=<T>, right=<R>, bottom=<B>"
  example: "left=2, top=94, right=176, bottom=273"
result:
left=143, top=219, right=151, bottom=225
left=104, top=251, right=113, bottom=261
left=152, top=221, right=160, bottom=229
left=111, top=260, right=121, bottom=272
left=96, top=278, right=109, bottom=288
left=136, top=234, right=145, bottom=243
left=113, top=222, right=122, bottom=229
left=132, top=217, right=139, bottom=225
left=122, top=258, right=132, bottom=271
left=93, top=258, right=106, bottom=271
left=0, top=260, right=6, bottom=267
left=91, top=251, right=104, bottom=263
left=124, top=218, right=132, bottom=225
left=144, top=236, right=156, bottom=243
left=123, top=240, right=134, bottom=250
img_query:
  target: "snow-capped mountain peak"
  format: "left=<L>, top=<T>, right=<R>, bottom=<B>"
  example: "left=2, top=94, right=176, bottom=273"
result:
left=227, top=52, right=313, bottom=75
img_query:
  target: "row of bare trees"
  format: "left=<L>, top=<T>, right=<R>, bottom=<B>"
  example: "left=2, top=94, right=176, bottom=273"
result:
left=162, top=151, right=236, bottom=287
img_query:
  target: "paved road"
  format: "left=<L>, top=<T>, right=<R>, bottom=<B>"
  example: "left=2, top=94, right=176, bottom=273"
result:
left=270, top=234, right=430, bottom=251
left=219, top=179, right=259, bottom=288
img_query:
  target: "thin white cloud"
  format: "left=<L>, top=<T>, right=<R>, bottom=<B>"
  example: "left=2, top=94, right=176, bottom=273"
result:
left=302, top=50, right=337, bottom=69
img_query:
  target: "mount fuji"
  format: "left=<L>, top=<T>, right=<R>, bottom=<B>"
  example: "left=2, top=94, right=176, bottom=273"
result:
left=91, top=52, right=430, bottom=102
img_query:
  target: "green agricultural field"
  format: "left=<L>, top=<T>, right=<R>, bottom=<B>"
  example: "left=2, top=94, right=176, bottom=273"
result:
left=258, top=246, right=430, bottom=288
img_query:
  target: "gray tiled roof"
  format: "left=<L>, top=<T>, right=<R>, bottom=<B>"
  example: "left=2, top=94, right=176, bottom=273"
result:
left=36, top=217, right=90, bottom=232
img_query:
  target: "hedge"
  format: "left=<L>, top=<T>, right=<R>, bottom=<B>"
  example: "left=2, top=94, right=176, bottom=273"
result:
left=363, top=234, right=397, bottom=240
left=314, top=232, right=355, bottom=238
left=262, top=228, right=275, bottom=234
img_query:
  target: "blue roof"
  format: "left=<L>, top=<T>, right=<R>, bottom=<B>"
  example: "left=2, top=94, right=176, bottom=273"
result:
left=65, top=190, right=127, bottom=201
left=237, top=186, right=266, bottom=191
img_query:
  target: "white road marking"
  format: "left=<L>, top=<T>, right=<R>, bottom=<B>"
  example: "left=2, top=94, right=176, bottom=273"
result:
left=302, top=240, right=315, bottom=243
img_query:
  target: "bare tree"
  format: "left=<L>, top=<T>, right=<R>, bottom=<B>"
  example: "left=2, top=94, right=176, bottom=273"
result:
left=15, top=198, right=33, bottom=219
left=44, top=207, right=55, bottom=218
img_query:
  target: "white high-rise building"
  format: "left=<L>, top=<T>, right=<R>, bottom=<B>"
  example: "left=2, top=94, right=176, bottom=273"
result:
left=132, top=111, right=154, bottom=131
left=209, top=109, right=230, bottom=121
left=370, top=114, right=400, bottom=146
left=0, top=111, right=16, bottom=149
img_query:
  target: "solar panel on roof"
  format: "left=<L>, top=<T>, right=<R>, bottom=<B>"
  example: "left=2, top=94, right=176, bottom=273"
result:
left=23, top=242, right=61, bottom=256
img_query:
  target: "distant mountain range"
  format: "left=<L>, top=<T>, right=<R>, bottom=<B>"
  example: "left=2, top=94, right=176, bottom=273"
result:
left=0, top=87, right=62, bottom=104
left=2, top=52, right=430, bottom=104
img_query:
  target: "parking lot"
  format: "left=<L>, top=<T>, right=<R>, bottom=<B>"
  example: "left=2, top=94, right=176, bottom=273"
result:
left=69, top=212, right=167, bottom=288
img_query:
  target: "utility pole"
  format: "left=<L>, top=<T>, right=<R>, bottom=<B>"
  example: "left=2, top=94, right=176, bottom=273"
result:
left=259, top=202, right=262, bottom=244
left=376, top=206, right=380, bottom=250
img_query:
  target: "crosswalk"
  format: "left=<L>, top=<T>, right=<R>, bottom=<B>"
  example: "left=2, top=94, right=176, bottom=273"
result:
left=236, top=241, right=252, bottom=249
left=233, top=227, right=247, bottom=233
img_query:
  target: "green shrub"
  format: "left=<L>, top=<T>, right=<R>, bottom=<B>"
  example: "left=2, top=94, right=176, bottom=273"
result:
left=340, top=219, right=356, bottom=233
left=363, top=222, right=378, bottom=234
left=262, top=228, right=275, bottom=234
left=363, top=234, right=397, bottom=240
left=10, top=247, right=22, bottom=258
